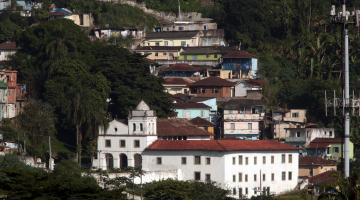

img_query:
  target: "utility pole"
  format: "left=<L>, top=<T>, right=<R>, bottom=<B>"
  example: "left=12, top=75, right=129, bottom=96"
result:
left=177, top=0, right=182, bottom=20
left=49, top=136, right=54, bottom=171
left=327, top=0, right=360, bottom=178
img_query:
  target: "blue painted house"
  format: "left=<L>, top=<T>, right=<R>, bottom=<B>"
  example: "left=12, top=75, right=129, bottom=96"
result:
left=221, top=49, right=257, bottom=79
left=190, top=97, right=217, bottom=123
left=174, top=102, right=211, bottom=121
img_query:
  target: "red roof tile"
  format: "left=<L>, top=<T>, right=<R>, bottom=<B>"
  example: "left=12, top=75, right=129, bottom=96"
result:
left=157, top=119, right=211, bottom=137
left=222, top=50, right=255, bottom=59
left=245, top=79, right=265, bottom=86
left=163, top=77, right=194, bottom=85
left=174, top=102, right=210, bottom=109
left=0, top=42, right=16, bottom=50
left=299, top=156, right=337, bottom=166
left=308, top=170, right=339, bottom=185
left=190, top=77, right=236, bottom=87
left=146, top=140, right=299, bottom=152
left=307, top=138, right=342, bottom=149
left=190, top=117, right=214, bottom=127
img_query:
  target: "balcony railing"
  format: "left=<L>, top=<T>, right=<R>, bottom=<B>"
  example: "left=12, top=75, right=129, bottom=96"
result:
left=223, top=113, right=264, bottom=121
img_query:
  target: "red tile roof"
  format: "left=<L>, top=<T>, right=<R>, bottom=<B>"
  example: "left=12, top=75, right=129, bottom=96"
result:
left=0, top=42, right=16, bottom=51
left=163, top=77, right=194, bottom=85
left=146, top=140, right=298, bottom=152
left=299, top=156, right=337, bottom=166
left=157, top=119, right=211, bottom=137
left=190, top=77, right=236, bottom=87
left=307, top=138, right=342, bottom=149
left=174, top=102, right=210, bottom=109
left=222, top=50, right=255, bottom=59
left=245, top=79, right=265, bottom=86
left=308, top=170, right=339, bottom=185
left=190, top=117, right=214, bottom=127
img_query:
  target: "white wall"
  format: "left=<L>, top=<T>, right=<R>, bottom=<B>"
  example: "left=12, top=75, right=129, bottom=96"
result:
left=224, top=152, right=298, bottom=198
left=93, top=135, right=157, bottom=170
left=142, top=150, right=299, bottom=199
left=224, top=121, right=260, bottom=135
left=142, top=151, right=225, bottom=184
left=0, top=50, right=16, bottom=61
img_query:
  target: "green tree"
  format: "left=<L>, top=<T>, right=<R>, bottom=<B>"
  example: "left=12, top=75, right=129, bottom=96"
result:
left=91, top=43, right=173, bottom=119
left=17, top=100, right=57, bottom=158
left=143, top=179, right=233, bottom=200
left=44, top=58, right=109, bottom=165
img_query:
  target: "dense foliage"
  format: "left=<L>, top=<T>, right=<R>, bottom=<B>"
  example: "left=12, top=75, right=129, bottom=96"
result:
left=143, top=179, right=233, bottom=200
left=9, top=19, right=172, bottom=162
left=204, top=0, right=360, bottom=144
left=0, top=155, right=127, bottom=199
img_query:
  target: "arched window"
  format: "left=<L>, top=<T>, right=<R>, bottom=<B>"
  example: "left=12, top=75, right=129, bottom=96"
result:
left=133, top=123, right=136, bottom=132
left=140, top=123, right=143, bottom=131
left=120, top=154, right=128, bottom=169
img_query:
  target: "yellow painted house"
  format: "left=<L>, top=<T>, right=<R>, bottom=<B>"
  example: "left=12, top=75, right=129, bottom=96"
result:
left=177, top=46, right=221, bottom=66
left=142, top=31, right=201, bottom=47
left=134, top=46, right=182, bottom=65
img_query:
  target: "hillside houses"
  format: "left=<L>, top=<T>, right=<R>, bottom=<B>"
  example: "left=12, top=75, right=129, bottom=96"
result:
left=93, top=100, right=300, bottom=199
left=189, top=77, right=237, bottom=98
left=221, top=98, right=265, bottom=140
left=0, top=68, right=26, bottom=119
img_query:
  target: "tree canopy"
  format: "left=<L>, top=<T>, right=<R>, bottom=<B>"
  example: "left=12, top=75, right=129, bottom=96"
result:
left=12, top=19, right=172, bottom=163
left=143, top=179, right=234, bottom=200
left=0, top=155, right=127, bottom=199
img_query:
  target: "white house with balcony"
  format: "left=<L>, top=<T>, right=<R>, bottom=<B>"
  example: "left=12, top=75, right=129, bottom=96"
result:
left=222, top=98, right=265, bottom=139
left=285, top=126, right=335, bottom=147
left=142, top=140, right=299, bottom=199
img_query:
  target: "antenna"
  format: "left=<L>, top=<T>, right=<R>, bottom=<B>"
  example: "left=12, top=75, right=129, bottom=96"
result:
left=326, top=1, right=360, bottom=178
left=177, top=0, right=182, bottom=20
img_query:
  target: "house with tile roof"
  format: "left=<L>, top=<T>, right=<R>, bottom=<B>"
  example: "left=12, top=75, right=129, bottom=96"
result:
left=92, top=100, right=214, bottom=170
left=221, top=49, right=257, bottom=79
left=0, top=41, right=17, bottom=62
left=157, top=118, right=212, bottom=140
left=298, top=156, right=337, bottom=179
left=162, top=77, right=195, bottom=95
left=142, top=31, right=201, bottom=47
left=272, top=109, right=307, bottom=139
left=307, top=170, right=339, bottom=195
left=190, top=117, right=215, bottom=135
left=174, top=102, right=211, bottom=121
left=177, top=46, right=222, bottom=66
left=142, top=139, right=299, bottom=199
left=189, top=76, right=237, bottom=98
left=158, top=64, right=207, bottom=77
left=134, top=46, right=182, bottom=65
left=285, top=127, right=335, bottom=147
left=221, top=98, right=265, bottom=140
left=306, top=138, right=353, bottom=161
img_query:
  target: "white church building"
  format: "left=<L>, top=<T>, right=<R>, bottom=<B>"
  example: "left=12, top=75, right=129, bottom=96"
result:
left=92, top=101, right=299, bottom=199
